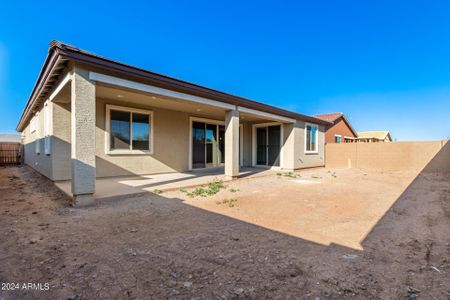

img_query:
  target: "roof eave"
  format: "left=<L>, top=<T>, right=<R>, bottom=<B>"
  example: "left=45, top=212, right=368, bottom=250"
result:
left=17, top=41, right=331, bottom=130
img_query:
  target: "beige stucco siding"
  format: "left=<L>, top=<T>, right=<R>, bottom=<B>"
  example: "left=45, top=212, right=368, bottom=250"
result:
left=22, top=103, right=53, bottom=179
left=51, top=101, right=71, bottom=180
left=241, top=121, right=253, bottom=167
left=95, top=98, right=191, bottom=177
left=292, top=121, right=325, bottom=169
left=21, top=97, right=325, bottom=180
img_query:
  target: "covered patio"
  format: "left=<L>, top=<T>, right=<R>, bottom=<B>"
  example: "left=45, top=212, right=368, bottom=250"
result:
left=49, top=68, right=297, bottom=206
left=17, top=42, right=327, bottom=207
left=55, top=167, right=277, bottom=200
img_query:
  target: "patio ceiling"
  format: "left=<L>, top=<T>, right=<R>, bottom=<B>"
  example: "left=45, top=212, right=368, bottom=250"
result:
left=96, top=83, right=285, bottom=123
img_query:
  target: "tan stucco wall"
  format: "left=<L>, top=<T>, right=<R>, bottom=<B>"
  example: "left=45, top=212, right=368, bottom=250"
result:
left=241, top=122, right=253, bottom=167
left=22, top=98, right=327, bottom=179
left=22, top=103, right=53, bottom=179
left=292, top=121, right=326, bottom=169
left=95, top=98, right=191, bottom=177
left=326, top=140, right=450, bottom=173
left=51, top=101, right=72, bottom=180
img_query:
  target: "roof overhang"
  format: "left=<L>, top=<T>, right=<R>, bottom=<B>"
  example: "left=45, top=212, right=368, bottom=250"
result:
left=17, top=41, right=331, bottom=131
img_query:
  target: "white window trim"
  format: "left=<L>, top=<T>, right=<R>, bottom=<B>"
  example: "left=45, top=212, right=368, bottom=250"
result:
left=34, top=112, right=40, bottom=154
left=334, top=134, right=342, bottom=144
left=304, top=122, right=319, bottom=154
left=30, top=115, right=37, bottom=133
left=105, top=104, right=154, bottom=155
left=188, top=116, right=225, bottom=171
left=44, top=101, right=52, bottom=155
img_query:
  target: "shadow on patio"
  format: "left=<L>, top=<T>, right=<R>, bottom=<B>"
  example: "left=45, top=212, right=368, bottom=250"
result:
left=55, top=167, right=275, bottom=200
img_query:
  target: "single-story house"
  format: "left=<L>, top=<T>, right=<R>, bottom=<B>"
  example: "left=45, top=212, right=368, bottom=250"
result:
left=314, top=112, right=357, bottom=143
left=17, top=41, right=330, bottom=206
left=357, top=131, right=392, bottom=143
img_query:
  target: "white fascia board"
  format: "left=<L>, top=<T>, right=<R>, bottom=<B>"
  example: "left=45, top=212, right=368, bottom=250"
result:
left=49, top=72, right=72, bottom=102
left=237, top=106, right=295, bottom=123
left=89, top=72, right=236, bottom=110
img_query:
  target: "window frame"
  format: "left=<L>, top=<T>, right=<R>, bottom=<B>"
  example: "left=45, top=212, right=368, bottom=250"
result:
left=105, top=104, right=154, bottom=155
left=34, top=112, right=40, bottom=154
left=334, top=134, right=342, bottom=144
left=304, top=122, right=319, bottom=154
left=44, top=101, right=51, bottom=155
left=30, top=114, right=37, bottom=133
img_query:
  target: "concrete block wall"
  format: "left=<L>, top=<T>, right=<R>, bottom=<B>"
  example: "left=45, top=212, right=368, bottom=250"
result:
left=326, top=140, right=450, bottom=173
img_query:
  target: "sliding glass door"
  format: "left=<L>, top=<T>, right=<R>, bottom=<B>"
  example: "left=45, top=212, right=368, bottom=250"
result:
left=192, top=121, right=225, bottom=169
left=192, top=122, right=206, bottom=169
left=255, top=125, right=281, bottom=167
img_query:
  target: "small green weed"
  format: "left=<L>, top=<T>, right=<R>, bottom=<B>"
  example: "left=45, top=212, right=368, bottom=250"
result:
left=153, top=189, right=162, bottom=194
left=183, top=178, right=225, bottom=197
left=277, top=172, right=301, bottom=179
left=216, top=198, right=238, bottom=207
left=229, top=188, right=239, bottom=193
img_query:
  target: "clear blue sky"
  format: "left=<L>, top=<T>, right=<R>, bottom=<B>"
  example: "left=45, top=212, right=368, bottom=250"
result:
left=1, top=1, right=449, bottom=140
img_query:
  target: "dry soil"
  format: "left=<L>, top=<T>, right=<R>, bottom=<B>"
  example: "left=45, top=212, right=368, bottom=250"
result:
left=0, top=165, right=449, bottom=299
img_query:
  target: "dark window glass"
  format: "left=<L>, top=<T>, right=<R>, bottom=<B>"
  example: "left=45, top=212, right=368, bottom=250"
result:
left=256, top=127, right=267, bottom=165
left=110, top=110, right=130, bottom=150
left=192, top=122, right=205, bottom=168
left=268, top=125, right=280, bottom=166
left=132, top=113, right=150, bottom=150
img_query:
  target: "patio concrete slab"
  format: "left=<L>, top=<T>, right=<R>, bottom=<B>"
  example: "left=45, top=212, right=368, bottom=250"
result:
left=55, top=167, right=276, bottom=200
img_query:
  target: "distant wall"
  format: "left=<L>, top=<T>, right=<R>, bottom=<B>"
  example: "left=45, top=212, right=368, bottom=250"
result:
left=326, top=140, right=450, bottom=173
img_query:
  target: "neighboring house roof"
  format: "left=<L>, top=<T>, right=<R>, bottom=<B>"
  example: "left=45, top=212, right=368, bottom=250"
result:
left=314, top=112, right=358, bottom=137
left=357, top=131, right=392, bottom=141
left=17, top=41, right=331, bottom=131
left=0, top=134, right=21, bottom=143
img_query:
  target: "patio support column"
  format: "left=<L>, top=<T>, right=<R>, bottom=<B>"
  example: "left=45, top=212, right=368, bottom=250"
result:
left=225, top=109, right=240, bottom=179
left=281, top=123, right=295, bottom=170
left=71, top=67, right=96, bottom=206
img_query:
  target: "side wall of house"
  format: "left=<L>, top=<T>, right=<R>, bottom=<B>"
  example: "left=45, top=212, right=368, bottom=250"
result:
left=22, top=103, right=54, bottom=179
left=292, top=121, right=326, bottom=169
left=95, top=98, right=191, bottom=177
left=51, top=101, right=72, bottom=180
left=325, top=118, right=356, bottom=143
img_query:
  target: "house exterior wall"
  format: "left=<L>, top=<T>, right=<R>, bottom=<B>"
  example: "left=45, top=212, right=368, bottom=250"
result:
left=22, top=98, right=326, bottom=180
left=95, top=98, right=191, bottom=177
left=241, top=121, right=253, bottom=167
left=21, top=90, right=326, bottom=180
left=23, top=100, right=326, bottom=179
left=292, top=121, right=326, bottom=169
left=22, top=103, right=53, bottom=179
left=324, top=118, right=356, bottom=143
left=51, top=101, right=72, bottom=180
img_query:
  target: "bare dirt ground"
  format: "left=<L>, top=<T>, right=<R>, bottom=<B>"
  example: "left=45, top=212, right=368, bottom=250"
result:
left=0, top=165, right=449, bottom=299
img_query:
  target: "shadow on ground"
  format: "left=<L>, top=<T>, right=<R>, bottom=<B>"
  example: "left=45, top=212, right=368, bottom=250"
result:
left=0, top=143, right=448, bottom=299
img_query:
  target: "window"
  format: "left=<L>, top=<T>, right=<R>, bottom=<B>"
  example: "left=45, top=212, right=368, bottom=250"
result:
left=34, top=112, right=40, bottom=154
left=335, top=135, right=342, bottom=143
left=44, top=102, right=51, bottom=155
left=106, top=105, right=153, bottom=154
left=305, top=123, right=318, bottom=153
left=30, top=115, right=37, bottom=133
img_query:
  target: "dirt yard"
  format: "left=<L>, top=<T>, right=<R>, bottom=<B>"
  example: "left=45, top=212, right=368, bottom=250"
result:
left=0, top=165, right=449, bottom=299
